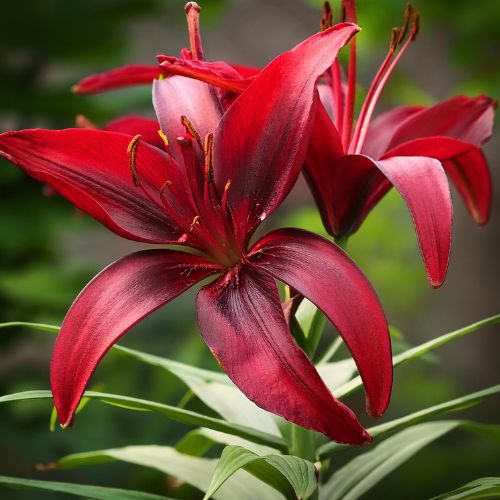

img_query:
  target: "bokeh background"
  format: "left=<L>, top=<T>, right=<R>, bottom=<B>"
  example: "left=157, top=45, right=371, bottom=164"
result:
left=0, top=0, right=498, bottom=498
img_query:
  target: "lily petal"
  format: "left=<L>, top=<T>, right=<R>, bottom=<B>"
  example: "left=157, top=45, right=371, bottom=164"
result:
left=196, top=265, right=371, bottom=445
left=249, top=228, right=392, bottom=418
left=386, top=95, right=495, bottom=151
left=73, top=64, right=162, bottom=94
left=0, top=128, right=180, bottom=243
left=104, top=115, right=164, bottom=149
left=52, top=249, right=221, bottom=427
left=361, top=105, right=424, bottom=159
left=152, top=76, right=223, bottom=163
left=382, top=137, right=492, bottom=224
left=214, top=23, right=359, bottom=242
left=324, top=154, right=452, bottom=287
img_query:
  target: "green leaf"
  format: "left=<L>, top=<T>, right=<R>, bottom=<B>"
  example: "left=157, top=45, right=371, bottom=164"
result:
left=318, top=384, right=500, bottom=459
left=316, top=360, right=357, bottom=394
left=320, top=420, right=500, bottom=500
left=334, top=314, right=500, bottom=399
left=0, top=390, right=288, bottom=452
left=204, top=445, right=317, bottom=500
left=0, top=475, right=170, bottom=500
left=430, top=477, right=500, bottom=499
left=42, top=446, right=283, bottom=500
left=321, top=421, right=460, bottom=500
left=0, top=321, right=281, bottom=437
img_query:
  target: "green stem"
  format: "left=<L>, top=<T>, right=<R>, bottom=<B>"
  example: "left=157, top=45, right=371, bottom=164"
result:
left=317, top=336, right=343, bottom=365
left=334, top=235, right=349, bottom=251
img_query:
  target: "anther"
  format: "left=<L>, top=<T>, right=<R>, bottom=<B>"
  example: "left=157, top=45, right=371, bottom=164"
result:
left=160, top=180, right=172, bottom=199
left=75, top=114, right=95, bottom=129
left=321, top=2, right=333, bottom=30
left=180, top=115, right=202, bottom=145
left=390, top=28, right=401, bottom=52
left=157, top=129, right=169, bottom=149
left=190, top=215, right=200, bottom=230
left=398, top=3, right=413, bottom=43
left=410, top=11, right=420, bottom=41
left=203, top=133, right=215, bottom=182
left=221, top=179, right=231, bottom=211
left=339, top=0, right=346, bottom=22
left=127, top=135, right=142, bottom=187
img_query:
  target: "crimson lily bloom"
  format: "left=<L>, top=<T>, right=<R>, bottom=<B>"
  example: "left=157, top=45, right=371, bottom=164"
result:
left=137, top=2, right=495, bottom=288
left=0, top=21, right=393, bottom=445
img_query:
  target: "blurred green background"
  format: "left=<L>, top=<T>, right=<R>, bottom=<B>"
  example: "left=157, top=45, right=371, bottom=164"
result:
left=0, top=0, right=498, bottom=498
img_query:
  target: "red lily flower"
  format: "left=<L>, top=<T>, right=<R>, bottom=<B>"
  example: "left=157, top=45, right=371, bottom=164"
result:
left=140, top=2, right=495, bottom=288
left=0, top=21, right=393, bottom=445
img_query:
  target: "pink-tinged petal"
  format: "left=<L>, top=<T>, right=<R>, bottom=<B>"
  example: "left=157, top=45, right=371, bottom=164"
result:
left=304, top=98, right=345, bottom=235
left=214, top=23, right=359, bottom=240
left=444, top=148, right=492, bottom=225
left=73, top=65, right=162, bottom=94
left=321, top=154, right=452, bottom=287
left=52, top=250, right=221, bottom=427
left=386, top=95, right=496, bottom=151
left=0, top=128, right=180, bottom=243
left=376, top=155, right=452, bottom=287
left=104, top=115, right=164, bottom=149
left=361, top=105, right=424, bottom=159
left=158, top=56, right=252, bottom=93
left=249, top=228, right=392, bottom=418
left=152, top=76, right=223, bottom=163
left=196, top=266, right=371, bottom=445
left=382, top=137, right=492, bottom=225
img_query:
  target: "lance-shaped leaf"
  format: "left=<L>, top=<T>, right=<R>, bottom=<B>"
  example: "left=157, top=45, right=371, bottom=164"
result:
left=51, top=249, right=220, bottom=427
left=204, top=445, right=317, bottom=500
left=0, top=475, right=170, bottom=500
left=0, top=129, right=180, bottom=243
left=196, top=266, right=371, bottom=445
left=249, top=228, right=391, bottom=417
left=73, top=64, right=162, bottom=94
left=431, top=477, right=500, bottom=500
left=213, top=23, right=359, bottom=239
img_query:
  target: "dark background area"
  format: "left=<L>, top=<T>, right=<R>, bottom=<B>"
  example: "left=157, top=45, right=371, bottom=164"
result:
left=0, top=1, right=498, bottom=498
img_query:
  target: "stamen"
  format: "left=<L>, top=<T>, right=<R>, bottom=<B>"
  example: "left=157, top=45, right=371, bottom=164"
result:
left=390, top=28, right=401, bottom=53
left=350, top=8, right=420, bottom=154
left=127, top=135, right=142, bottom=187
left=157, top=129, right=169, bottom=149
left=180, top=115, right=202, bottom=145
left=221, top=179, right=231, bottom=211
left=75, top=114, right=95, bottom=129
left=203, top=133, right=215, bottom=183
left=160, top=180, right=172, bottom=199
left=339, top=0, right=346, bottom=23
left=185, top=2, right=204, bottom=61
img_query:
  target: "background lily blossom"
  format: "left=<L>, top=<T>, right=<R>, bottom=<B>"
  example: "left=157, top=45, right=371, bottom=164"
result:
left=131, top=1, right=495, bottom=289
left=0, top=19, right=394, bottom=445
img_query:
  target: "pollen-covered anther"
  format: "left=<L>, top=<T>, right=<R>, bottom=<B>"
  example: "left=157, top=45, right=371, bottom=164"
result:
left=157, top=129, right=169, bottom=149
left=321, top=2, right=333, bottom=30
left=222, top=179, right=231, bottom=211
left=390, top=28, right=401, bottom=52
left=190, top=215, right=200, bottom=230
left=180, top=115, right=202, bottom=145
left=160, top=180, right=172, bottom=200
left=127, top=134, right=142, bottom=187
left=203, top=133, right=215, bottom=182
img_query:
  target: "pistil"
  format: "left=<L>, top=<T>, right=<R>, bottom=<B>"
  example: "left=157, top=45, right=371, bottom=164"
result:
left=185, top=2, right=204, bottom=60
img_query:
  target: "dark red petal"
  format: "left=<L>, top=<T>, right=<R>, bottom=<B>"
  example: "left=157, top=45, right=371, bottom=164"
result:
left=361, top=105, right=424, bottom=159
left=376, top=155, right=452, bottom=287
left=158, top=56, right=252, bottom=93
left=73, top=65, right=162, bottom=94
left=386, top=95, right=496, bottom=151
left=382, top=137, right=492, bottom=226
left=51, top=250, right=221, bottom=427
left=0, top=128, right=180, bottom=243
left=249, top=228, right=392, bottom=418
left=214, top=23, right=359, bottom=240
left=196, top=266, right=371, bottom=445
left=152, top=76, right=223, bottom=163
left=304, top=98, right=345, bottom=236
left=443, top=148, right=492, bottom=225
left=104, top=116, right=164, bottom=149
